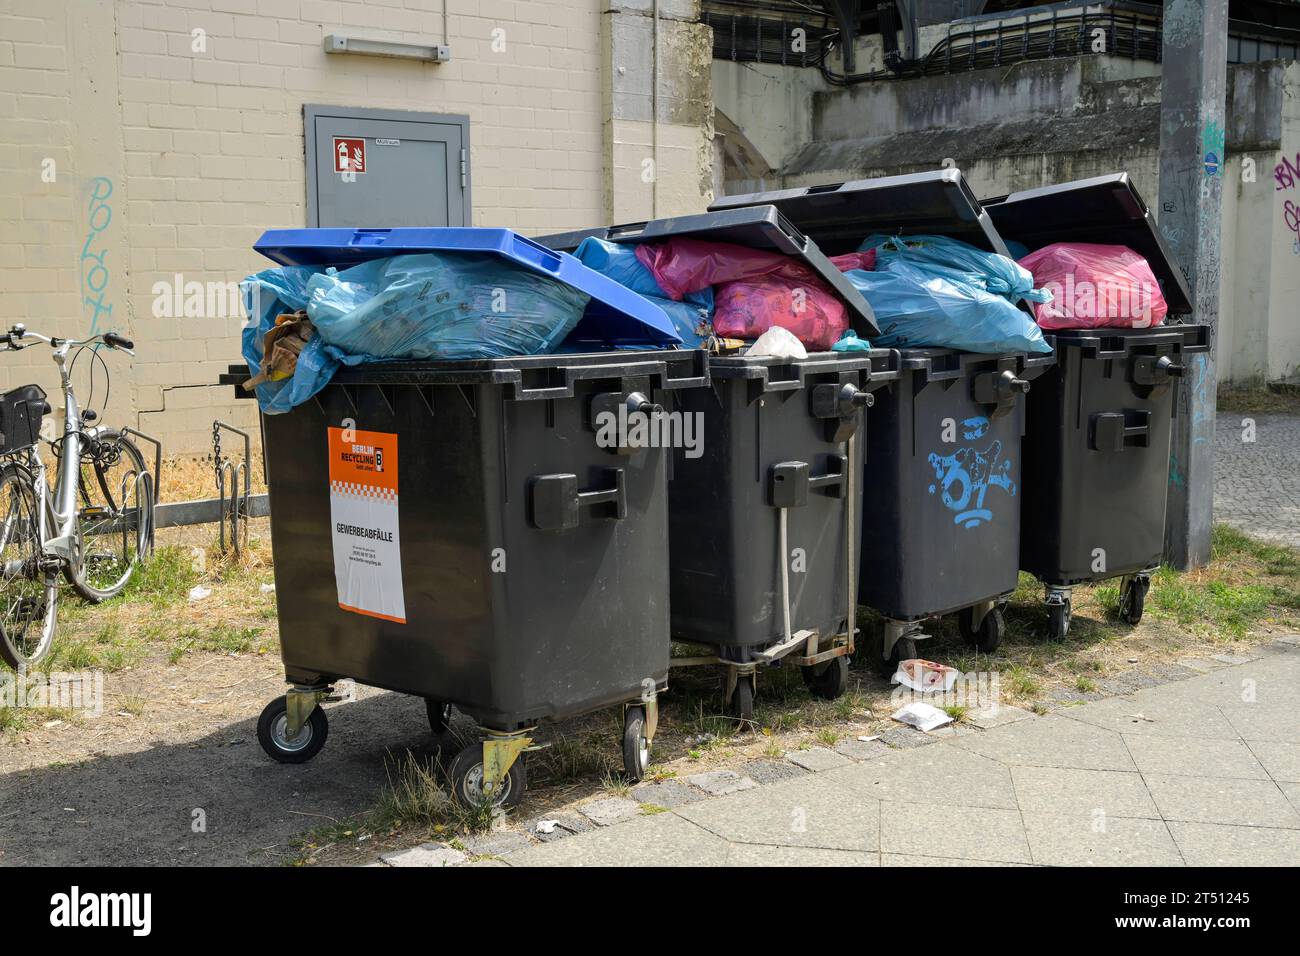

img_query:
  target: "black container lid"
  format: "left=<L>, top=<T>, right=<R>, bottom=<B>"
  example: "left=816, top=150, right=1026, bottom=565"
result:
left=982, top=173, right=1194, bottom=316
left=536, top=206, right=881, bottom=337
left=707, top=169, right=1009, bottom=257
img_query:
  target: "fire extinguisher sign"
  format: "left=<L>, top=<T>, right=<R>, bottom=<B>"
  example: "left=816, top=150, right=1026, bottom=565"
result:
left=327, top=426, right=405, bottom=624
left=332, top=136, right=366, bottom=174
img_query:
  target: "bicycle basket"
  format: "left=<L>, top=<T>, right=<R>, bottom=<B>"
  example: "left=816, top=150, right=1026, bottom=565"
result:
left=0, top=384, right=49, bottom=455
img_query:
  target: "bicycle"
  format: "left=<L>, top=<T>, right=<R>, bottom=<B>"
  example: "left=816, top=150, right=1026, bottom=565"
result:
left=0, top=324, right=154, bottom=669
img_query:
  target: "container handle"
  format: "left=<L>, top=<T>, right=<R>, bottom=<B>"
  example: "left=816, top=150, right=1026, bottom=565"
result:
left=528, top=469, right=626, bottom=531
left=1089, top=410, right=1151, bottom=452
left=348, top=229, right=391, bottom=247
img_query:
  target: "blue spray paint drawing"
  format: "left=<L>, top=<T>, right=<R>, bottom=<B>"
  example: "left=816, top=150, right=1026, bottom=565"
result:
left=928, top=417, right=1016, bottom=529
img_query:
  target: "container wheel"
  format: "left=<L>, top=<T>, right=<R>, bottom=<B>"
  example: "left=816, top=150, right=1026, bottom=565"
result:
left=448, top=743, right=526, bottom=810
left=960, top=606, right=1004, bottom=654
left=257, top=696, right=328, bottom=764
left=1119, top=576, right=1148, bottom=625
left=622, top=706, right=650, bottom=782
left=804, top=656, right=849, bottom=700
left=424, top=698, right=453, bottom=736
left=1047, top=598, right=1072, bottom=640
left=878, top=635, right=917, bottom=679
left=728, top=675, right=755, bottom=722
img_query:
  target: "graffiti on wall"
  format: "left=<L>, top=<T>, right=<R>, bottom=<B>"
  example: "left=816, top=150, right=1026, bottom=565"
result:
left=81, top=177, right=115, bottom=334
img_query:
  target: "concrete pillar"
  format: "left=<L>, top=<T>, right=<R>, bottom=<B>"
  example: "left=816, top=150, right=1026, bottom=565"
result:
left=601, top=1, right=714, bottom=223
left=1157, top=0, right=1227, bottom=569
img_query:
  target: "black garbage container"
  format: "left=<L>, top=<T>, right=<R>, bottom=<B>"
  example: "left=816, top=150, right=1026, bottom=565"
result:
left=666, top=349, right=898, bottom=718
left=540, top=209, right=890, bottom=716
left=228, top=227, right=708, bottom=809
left=709, top=171, right=1053, bottom=672
left=984, top=173, right=1210, bottom=636
left=859, top=348, right=1052, bottom=669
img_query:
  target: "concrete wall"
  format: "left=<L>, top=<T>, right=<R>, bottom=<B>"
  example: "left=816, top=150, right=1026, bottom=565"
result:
left=1, top=0, right=712, bottom=454
left=714, top=50, right=1300, bottom=385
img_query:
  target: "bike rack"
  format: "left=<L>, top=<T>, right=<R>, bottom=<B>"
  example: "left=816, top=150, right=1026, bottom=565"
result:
left=119, top=427, right=163, bottom=505
left=213, top=420, right=251, bottom=556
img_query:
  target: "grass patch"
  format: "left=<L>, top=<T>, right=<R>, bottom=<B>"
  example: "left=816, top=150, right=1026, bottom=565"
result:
left=118, top=546, right=200, bottom=608
left=1216, top=383, right=1300, bottom=416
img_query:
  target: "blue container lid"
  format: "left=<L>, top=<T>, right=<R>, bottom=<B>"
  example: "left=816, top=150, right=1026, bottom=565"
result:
left=253, top=227, right=682, bottom=348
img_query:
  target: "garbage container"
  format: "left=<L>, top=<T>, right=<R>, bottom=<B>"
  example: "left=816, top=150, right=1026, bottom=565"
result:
left=227, top=227, right=708, bottom=808
left=983, top=173, right=1210, bottom=636
left=666, top=349, right=898, bottom=719
left=541, top=209, right=891, bottom=716
left=710, top=170, right=1053, bottom=672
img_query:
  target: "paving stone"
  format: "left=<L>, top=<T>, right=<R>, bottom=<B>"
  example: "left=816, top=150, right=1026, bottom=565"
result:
left=578, top=797, right=642, bottom=827
left=1142, top=773, right=1300, bottom=828
left=1212, top=652, right=1262, bottom=665
left=1097, top=671, right=1161, bottom=695
left=786, top=746, right=852, bottom=772
left=879, top=726, right=938, bottom=749
left=741, top=758, right=809, bottom=785
left=1244, top=740, right=1300, bottom=782
left=1123, top=735, right=1270, bottom=780
left=459, top=830, right=534, bottom=858
left=833, top=738, right=893, bottom=761
left=1143, top=663, right=1202, bottom=683
left=925, top=722, right=977, bottom=738
left=955, top=713, right=1137, bottom=772
left=881, top=853, right=1028, bottom=867
left=827, top=745, right=1017, bottom=809
left=379, top=842, right=468, bottom=867
left=1169, top=820, right=1300, bottom=866
left=686, top=769, right=758, bottom=796
left=1275, top=635, right=1300, bottom=647
left=726, top=844, right=877, bottom=866
left=964, top=704, right=1035, bottom=730
left=1021, top=812, right=1184, bottom=866
left=880, top=802, right=1031, bottom=864
left=526, top=814, right=592, bottom=843
left=677, top=774, right=880, bottom=852
left=1221, top=702, right=1300, bottom=743
left=1214, top=413, right=1300, bottom=549
left=1065, top=694, right=1240, bottom=740
left=630, top=779, right=704, bottom=808
left=512, top=813, right=730, bottom=867
left=1010, top=765, right=1160, bottom=818
left=1177, top=657, right=1224, bottom=673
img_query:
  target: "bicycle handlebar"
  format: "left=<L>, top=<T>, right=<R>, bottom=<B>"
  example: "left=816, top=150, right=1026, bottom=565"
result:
left=4, top=325, right=135, bottom=354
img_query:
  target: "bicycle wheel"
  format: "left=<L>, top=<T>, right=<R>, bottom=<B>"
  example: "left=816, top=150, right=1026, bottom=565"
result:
left=65, top=430, right=153, bottom=603
left=0, top=464, right=58, bottom=669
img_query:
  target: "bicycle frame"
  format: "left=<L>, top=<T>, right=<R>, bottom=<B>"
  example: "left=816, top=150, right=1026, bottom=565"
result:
left=31, top=340, right=91, bottom=566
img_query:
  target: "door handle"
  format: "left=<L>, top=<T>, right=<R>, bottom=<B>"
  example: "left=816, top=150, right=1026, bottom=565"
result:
left=1090, top=410, right=1152, bottom=451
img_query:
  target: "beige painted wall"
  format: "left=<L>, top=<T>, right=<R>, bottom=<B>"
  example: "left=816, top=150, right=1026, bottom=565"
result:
left=2, top=0, right=714, bottom=458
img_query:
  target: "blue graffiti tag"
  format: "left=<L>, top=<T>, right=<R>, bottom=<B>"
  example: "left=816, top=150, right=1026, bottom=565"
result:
left=927, top=418, right=1016, bottom=529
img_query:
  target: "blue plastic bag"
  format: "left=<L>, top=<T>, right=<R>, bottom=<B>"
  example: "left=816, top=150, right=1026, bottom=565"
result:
left=569, top=237, right=714, bottom=349
left=841, top=260, right=1052, bottom=354
left=831, top=329, right=872, bottom=352
left=306, top=252, right=589, bottom=361
left=240, top=266, right=368, bottom=415
left=860, top=234, right=1050, bottom=305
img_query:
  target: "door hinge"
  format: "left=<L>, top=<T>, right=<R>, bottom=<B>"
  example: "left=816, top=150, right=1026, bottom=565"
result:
left=460, top=148, right=467, bottom=190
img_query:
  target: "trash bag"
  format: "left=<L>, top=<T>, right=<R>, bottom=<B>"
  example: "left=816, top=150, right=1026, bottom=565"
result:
left=631, top=237, right=847, bottom=349
left=306, top=252, right=589, bottom=360
left=830, top=250, right=876, bottom=272
left=572, top=237, right=714, bottom=347
left=241, top=266, right=368, bottom=415
left=840, top=260, right=1053, bottom=354
left=831, top=329, right=871, bottom=352
left=712, top=276, right=848, bottom=351
left=861, top=234, right=1050, bottom=306
left=1017, top=242, right=1168, bottom=330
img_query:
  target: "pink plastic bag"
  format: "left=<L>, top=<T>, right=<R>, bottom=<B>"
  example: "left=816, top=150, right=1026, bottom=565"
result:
left=635, top=237, right=798, bottom=300
left=712, top=278, right=848, bottom=351
left=636, top=237, right=849, bottom=349
left=1018, top=242, right=1167, bottom=330
left=830, top=250, right=876, bottom=272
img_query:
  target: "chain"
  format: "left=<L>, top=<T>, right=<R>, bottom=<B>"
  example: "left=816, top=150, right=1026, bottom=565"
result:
left=212, top=421, right=223, bottom=487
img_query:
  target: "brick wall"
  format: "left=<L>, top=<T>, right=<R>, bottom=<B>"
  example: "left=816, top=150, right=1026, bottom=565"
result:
left=1, top=0, right=613, bottom=454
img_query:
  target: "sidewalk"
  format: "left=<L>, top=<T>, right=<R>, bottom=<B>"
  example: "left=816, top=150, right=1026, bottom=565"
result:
left=475, top=639, right=1300, bottom=866
left=1215, top=410, right=1300, bottom=547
